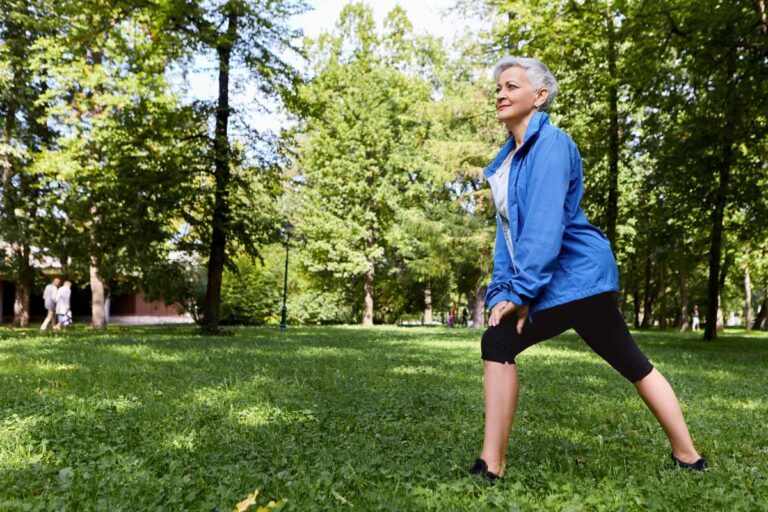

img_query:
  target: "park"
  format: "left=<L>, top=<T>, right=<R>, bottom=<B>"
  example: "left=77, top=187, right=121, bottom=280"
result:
left=1, top=0, right=767, bottom=510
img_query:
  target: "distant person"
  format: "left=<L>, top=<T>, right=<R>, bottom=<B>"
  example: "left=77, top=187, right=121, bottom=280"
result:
left=461, top=307, right=469, bottom=327
left=40, top=277, right=60, bottom=331
left=53, top=280, right=73, bottom=330
left=691, top=305, right=700, bottom=331
left=470, top=56, right=707, bottom=483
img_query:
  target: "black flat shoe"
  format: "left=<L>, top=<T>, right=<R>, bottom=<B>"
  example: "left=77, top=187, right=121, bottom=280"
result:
left=469, top=458, right=500, bottom=482
left=671, top=452, right=708, bottom=471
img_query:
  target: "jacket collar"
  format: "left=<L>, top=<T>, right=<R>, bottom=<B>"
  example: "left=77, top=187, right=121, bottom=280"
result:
left=483, top=112, right=550, bottom=179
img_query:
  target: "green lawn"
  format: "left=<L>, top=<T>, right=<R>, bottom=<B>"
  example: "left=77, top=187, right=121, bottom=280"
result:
left=0, top=325, right=766, bottom=511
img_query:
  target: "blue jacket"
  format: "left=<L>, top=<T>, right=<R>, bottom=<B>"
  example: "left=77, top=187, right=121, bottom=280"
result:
left=484, top=112, right=619, bottom=314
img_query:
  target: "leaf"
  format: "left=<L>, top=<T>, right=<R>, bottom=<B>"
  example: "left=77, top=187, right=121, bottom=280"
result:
left=234, top=489, right=259, bottom=512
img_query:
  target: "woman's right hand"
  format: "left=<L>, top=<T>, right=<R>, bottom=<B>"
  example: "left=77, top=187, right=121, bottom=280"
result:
left=489, top=300, right=529, bottom=334
left=489, top=301, right=514, bottom=327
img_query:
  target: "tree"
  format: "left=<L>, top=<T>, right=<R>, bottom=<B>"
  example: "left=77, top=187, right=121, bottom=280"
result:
left=292, top=3, right=433, bottom=325
left=157, top=0, right=306, bottom=331
left=32, top=0, right=209, bottom=328
left=0, top=0, right=56, bottom=326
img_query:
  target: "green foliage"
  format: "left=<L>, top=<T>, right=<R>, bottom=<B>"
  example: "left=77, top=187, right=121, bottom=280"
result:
left=219, top=245, right=353, bottom=326
left=290, top=3, right=436, bottom=323
left=220, top=253, right=281, bottom=325
left=0, top=326, right=766, bottom=509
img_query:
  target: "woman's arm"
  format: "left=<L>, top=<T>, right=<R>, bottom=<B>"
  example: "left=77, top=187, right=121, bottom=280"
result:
left=485, top=215, right=523, bottom=309
left=510, top=130, right=573, bottom=303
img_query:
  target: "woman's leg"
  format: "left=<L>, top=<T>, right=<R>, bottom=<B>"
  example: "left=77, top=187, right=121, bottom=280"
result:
left=480, top=361, right=518, bottom=476
left=634, top=368, right=700, bottom=463
left=478, top=305, right=572, bottom=476
left=573, top=293, right=701, bottom=462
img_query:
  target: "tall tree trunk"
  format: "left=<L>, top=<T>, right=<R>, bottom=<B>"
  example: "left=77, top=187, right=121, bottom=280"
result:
left=12, top=246, right=31, bottom=327
left=363, top=264, right=374, bottom=326
left=704, top=51, right=736, bottom=341
left=1, top=87, right=27, bottom=326
left=202, top=11, right=238, bottom=331
left=606, top=12, right=619, bottom=246
left=88, top=202, right=107, bottom=329
left=423, top=281, right=432, bottom=325
left=716, top=294, right=725, bottom=331
left=632, top=259, right=641, bottom=328
left=641, top=255, right=653, bottom=328
left=744, top=260, right=753, bottom=332
left=678, top=239, right=689, bottom=331
left=473, top=284, right=487, bottom=329
left=705, top=217, right=727, bottom=339
left=13, top=284, right=30, bottom=327
left=90, top=259, right=107, bottom=329
left=659, top=258, right=667, bottom=329
left=714, top=255, right=731, bottom=333
left=755, top=284, right=768, bottom=330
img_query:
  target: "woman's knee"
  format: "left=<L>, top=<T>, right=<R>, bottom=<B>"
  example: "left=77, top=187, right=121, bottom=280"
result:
left=481, top=327, right=517, bottom=364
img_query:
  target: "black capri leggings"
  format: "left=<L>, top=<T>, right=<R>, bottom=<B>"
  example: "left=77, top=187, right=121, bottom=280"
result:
left=481, top=292, right=653, bottom=383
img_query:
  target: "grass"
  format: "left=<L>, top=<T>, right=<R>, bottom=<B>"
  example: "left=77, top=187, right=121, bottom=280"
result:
left=0, top=325, right=766, bottom=511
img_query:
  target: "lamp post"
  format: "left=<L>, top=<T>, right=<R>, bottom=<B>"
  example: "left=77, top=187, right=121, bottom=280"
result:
left=280, top=223, right=292, bottom=330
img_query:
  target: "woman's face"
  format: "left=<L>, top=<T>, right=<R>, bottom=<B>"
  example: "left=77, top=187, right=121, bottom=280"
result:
left=495, top=66, right=544, bottom=123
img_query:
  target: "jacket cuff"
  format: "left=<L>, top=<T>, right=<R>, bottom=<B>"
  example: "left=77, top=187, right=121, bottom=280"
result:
left=508, top=292, right=527, bottom=307
left=487, top=291, right=527, bottom=310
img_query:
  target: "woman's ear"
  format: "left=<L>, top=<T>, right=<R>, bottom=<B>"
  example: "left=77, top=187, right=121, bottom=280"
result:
left=536, top=88, right=549, bottom=109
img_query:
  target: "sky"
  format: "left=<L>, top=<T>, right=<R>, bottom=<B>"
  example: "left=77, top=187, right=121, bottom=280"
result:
left=172, top=0, right=479, bottom=134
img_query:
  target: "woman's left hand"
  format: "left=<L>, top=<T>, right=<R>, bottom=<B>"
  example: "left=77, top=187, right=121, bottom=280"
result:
left=512, top=305, right=529, bottom=334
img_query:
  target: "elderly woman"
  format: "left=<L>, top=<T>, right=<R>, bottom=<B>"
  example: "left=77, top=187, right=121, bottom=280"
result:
left=469, top=57, right=707, bottom=481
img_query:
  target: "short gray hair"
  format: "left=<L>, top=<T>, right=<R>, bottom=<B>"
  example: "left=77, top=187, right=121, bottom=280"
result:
left=493, top=56, right=558, bottom=112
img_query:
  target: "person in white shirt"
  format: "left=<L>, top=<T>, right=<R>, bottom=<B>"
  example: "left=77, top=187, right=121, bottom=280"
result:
left=40, top=277, right=61, bottom=331
left=53, top=280, right=73, bottom=329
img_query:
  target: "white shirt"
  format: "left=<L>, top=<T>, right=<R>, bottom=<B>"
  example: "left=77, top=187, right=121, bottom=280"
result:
left=43, top=284, right=58, bottom=310
left=55, top=286, right=71, bottom=314
left=488, top=149, right=516, bottom=222
left=487, top=148, right=519, bottom=271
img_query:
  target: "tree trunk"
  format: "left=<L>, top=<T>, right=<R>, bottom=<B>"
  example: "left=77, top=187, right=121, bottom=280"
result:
left=12, top=286, right=29, bottom=327
left=754, top=284, right=767, bottom=330
left=9, top=242, right=31, bottom=327
left=678, top=239, right=689, bottom=331
left=12, top=260, right=30, bottom=328
left=716, top=294, right=725, bottom=332
left=704, top=51, right=736, bottom=341
left=744, top=260, right=753, bottom=333
left=473, top=284, right=487, bottom=329
left=632, top=259, right=641, bottom=328
left=423, top=281, right=432, bottom=325
left=363, top=264, right=374, bottom=326
left=202, top=11, right=238, bottom=332
left=606, top=13, right=619, bottom=246
left=659, top=258, right=667, bottom=329
left=713, top=256, right=731, bottom=333
left=90, top=260, right=107, bottom=329
left=641, top=255, right=653, bottom=328
left=2, top=88, right=27, bottom=327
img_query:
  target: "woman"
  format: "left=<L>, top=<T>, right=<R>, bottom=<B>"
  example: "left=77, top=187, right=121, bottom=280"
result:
left=469, top=57, right=707, bottom=481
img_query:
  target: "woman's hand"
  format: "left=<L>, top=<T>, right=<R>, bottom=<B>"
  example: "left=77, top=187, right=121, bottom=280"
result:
left=489, top=301, right=530, bottom=334
left=488, top=301, right=512, bottom=327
